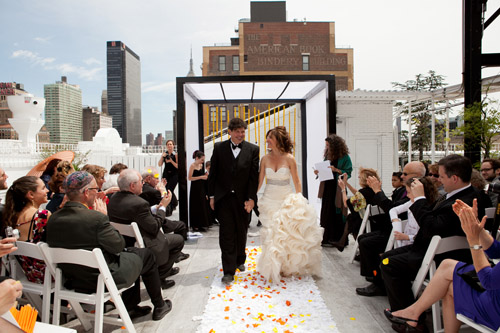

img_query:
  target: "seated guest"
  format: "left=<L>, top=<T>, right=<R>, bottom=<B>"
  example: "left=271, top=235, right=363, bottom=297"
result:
left=0, top=237, right=23, bottom=316
left=47, top=171, right=172, bottom=320
left=3, top=176, right=50, bottom=284
left=0, top=167, right=8, bottom=222
left=46, top=161, right=74, bottom=212
left=140, top=167, right=189, bottom=261
left=389, top=177, right=438, bottom=248
left=3, top=176, right=50, bottom=242
left=384, top=199, right=500, bottom=332
left=40, top=158, right=61, bottom=199
left=102, top=163, right=128, bottom=192
left=429, top=163, right=446, bottom=196
left=334, top=168, right=389, bottom=251
left=355, top=162, right=423, bottom=296
left=391, top=172, right=406, bottom=202
left=108, top=169, right=184, bottom=287
left=380, top=154, right=487, bottom=313
left=82, top=164, right=119, bottom=196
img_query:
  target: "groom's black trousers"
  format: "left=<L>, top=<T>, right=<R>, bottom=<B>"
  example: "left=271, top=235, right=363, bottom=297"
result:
left=216, top=192, right=249, bottom=275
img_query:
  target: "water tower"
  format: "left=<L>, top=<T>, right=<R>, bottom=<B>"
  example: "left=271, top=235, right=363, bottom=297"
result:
left=6, top=94, right=45, bottom=147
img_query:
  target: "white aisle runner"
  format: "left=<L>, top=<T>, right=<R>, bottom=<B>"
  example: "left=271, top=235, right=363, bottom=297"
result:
left=195, top=247, right=339, bottom=333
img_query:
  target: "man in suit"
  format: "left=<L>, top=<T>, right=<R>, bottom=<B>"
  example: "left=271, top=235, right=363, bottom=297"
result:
left=208, top=118, right=259, bottom=283
left=140, top=166, right=189, bottom=261
left=108, top=169, right=184, bottom=289
left=356, top=161, right=425, bottom=297
left=380, top=154, right=486, bottom=312
left=47, top=171, right=172, bottom=320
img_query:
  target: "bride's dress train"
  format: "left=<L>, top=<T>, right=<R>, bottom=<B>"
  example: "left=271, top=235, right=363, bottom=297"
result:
left=257, top=167, right=324, bottom=283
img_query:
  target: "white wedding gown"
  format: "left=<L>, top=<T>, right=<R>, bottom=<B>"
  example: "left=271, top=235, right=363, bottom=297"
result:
left=257, top=167, right=324, bottom=283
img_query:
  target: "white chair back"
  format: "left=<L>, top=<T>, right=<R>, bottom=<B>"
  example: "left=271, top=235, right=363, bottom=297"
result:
left=349, top=205, right=384, bottom=263
left=456, top=313, right=500, bottom=333
left=385, top=220, right=408, bottom=251
left=411, top=235, right=469, bottom=333
left=109, top=222, right=145, bottom=248
left=9, top=242, right=52, bottom=323
left=39, top=243, right=136, bottom=333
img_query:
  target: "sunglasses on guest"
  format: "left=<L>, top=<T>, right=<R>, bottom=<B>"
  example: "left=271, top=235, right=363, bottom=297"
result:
left=428, top=173, right=439, bottom=178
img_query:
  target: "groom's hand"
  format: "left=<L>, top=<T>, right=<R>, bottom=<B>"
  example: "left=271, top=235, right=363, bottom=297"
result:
left=244, top=199, right=254, bottom=213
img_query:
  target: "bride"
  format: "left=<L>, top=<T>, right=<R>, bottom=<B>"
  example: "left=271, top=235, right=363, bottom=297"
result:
left=257, top=126, right=323, bottom=283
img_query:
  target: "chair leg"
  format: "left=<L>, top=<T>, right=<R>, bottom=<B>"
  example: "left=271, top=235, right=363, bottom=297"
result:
left=69, top=301, right=93, bottom=331
left=94, top=278, right=105, bottom=333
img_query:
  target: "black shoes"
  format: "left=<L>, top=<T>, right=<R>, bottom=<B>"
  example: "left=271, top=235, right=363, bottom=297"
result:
left=128, top=305, right=152, bottom=319
left=166, top=267, right=180, bottom=277
left=237, top=264, right=246, bottom=272
left=257, top=221, right=262, bottom=227
left=161, top=279, right=175, bottom=290
left=175, top=252, right=190, bottom=263
left=221, top=274, right=234, bottom=284
left=152, top=299, right=172, bottom=321
left=355, top=283, right=387, bottom=297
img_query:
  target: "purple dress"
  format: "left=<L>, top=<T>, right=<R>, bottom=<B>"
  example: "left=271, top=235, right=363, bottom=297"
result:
left=453, top=240, right=500, bottom=330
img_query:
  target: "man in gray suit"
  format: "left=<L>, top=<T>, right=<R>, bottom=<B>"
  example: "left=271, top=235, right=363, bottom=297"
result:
left=47, top=171, right=172, bottom=321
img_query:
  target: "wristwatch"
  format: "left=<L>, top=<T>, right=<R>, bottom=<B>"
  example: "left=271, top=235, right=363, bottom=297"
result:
left=470, top=244, right=483, bottom=250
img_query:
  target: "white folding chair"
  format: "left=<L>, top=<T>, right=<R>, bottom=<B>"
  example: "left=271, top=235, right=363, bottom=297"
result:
left=411, top=235, right=469, bottom=333
left=39, top=243, right=136, bottom=333
left=349, top=205, right=384, bottom=263
left=384, top=220, right=408, bottom=252
left=109, top=222, right=145, bottom=248
left=9, top=242, right=52, bottom=323
left=457, top=313, right=500, bottom=333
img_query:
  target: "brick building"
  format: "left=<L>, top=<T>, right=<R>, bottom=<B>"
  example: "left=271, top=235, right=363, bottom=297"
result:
left=202, top=1, right=353, bottom=90
left=201, top=1, right=354, bottom=138
left=82, top=106, right=113, bottom=141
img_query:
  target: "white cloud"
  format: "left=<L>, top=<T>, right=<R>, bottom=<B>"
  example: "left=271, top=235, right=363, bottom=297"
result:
left=83, top=57, right=101, bottom=66
left=142, top=81, right=176, bottom=93
left=11, top=49, right=103, bottom=81
left=34, top=36, right=52, bottom=43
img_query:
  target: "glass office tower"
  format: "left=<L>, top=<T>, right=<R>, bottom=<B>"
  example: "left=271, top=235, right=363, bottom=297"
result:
left=106, top=41, right=142, bottom=146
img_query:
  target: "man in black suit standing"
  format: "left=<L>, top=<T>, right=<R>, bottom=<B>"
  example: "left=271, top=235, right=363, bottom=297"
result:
left=108, top=169, right=184, bottom=289
left=380, top=154, right=486, bottom=312
left=208, top=118, right=259, bottom=284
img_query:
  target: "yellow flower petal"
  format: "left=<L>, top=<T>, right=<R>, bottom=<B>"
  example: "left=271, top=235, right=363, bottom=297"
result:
left=382, top=258, right=389, bottom=265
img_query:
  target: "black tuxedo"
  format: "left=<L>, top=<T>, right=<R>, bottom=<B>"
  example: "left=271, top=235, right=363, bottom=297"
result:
left=108, top=191, right=184, bottom=279
left=380, top=185, right=486, bottom=310
left=47, top=201, right=165, bottom=309
left=208, top=139, right=259, bottom=275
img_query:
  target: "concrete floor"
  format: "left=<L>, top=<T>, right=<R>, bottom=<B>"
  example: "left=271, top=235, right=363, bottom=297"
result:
left=61, top=215, right=402, bottom=333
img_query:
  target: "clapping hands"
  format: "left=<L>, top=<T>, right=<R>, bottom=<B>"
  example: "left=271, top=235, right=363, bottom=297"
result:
left=452, top=199, right=485, bottom=242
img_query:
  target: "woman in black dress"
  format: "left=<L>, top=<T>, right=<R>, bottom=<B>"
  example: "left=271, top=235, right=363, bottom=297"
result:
left=158, top=139, right=178, bottom=192
left=188, top=150, right=210, bottom=232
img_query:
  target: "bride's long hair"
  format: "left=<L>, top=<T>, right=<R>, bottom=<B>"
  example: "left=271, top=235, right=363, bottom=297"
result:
left=266, top=126, right=293, bottom=154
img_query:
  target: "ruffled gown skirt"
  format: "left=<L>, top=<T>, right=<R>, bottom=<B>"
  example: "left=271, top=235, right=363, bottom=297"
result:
left=257, top=180, right=324, bottom=283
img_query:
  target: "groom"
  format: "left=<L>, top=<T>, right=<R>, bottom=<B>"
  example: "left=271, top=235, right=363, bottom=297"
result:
left=208, top=118, right=259, bottom=283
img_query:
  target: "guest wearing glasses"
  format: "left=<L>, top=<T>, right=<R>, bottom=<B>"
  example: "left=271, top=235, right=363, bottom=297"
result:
left=428, top=163, right=446, bottom=196
left=481, top=158, right=500, bottom=207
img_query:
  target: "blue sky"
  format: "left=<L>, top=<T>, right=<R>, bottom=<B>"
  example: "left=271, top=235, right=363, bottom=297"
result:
left=1, top=0, right=499, bottom=143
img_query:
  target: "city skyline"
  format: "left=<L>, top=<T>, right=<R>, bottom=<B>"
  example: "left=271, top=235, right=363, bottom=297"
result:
left=1, top=0, right=500, bottom=142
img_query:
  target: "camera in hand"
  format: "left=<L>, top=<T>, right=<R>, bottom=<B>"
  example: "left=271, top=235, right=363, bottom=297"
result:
left=5, top=226, right=20, bottom=245
left=165, top=152, right=171, bottom=160
left=486, top=182, right=500, bottom=194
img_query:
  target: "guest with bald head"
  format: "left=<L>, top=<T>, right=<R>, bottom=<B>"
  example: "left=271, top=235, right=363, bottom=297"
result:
left=355, top=161, right=425, bottom=297
left=108, top=169, right=184, bottom=289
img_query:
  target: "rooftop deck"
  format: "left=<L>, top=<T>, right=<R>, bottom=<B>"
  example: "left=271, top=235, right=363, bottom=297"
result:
left=61, top=215, right=396, bottom=333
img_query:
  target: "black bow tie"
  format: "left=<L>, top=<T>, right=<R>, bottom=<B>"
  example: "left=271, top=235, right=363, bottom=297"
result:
left=231, top=142, right=242, bottom=150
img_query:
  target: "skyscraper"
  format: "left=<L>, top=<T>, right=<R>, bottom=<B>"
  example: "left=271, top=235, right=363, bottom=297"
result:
left=106, top=41, right=142, bottom=146
left=44, top=76, right=82, bottom=143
